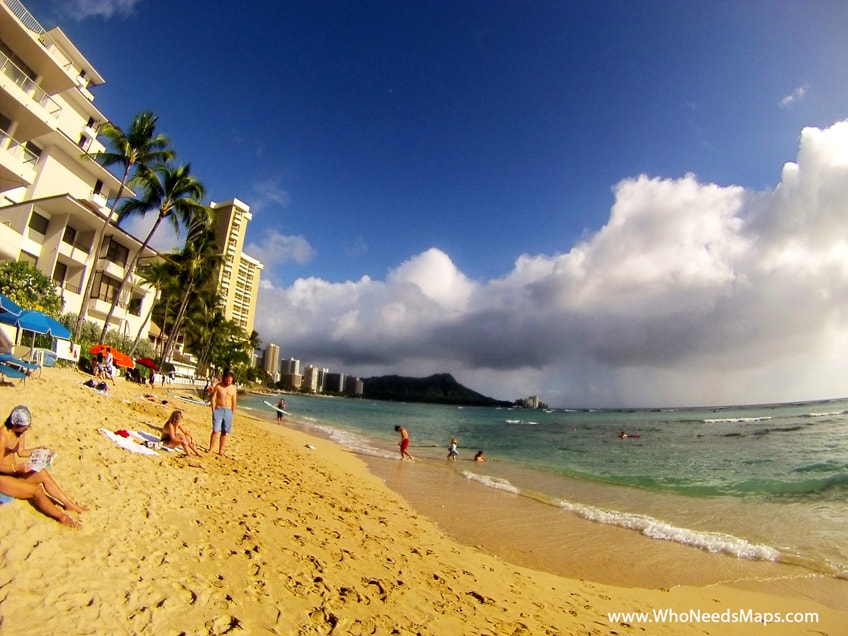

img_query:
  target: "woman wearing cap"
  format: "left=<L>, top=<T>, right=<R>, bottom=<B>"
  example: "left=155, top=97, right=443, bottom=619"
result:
left=0, top=405, right=87, bottom=527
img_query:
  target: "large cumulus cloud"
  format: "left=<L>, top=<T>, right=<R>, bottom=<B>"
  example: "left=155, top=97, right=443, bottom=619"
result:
left=255, top=121, right=848, bottom=406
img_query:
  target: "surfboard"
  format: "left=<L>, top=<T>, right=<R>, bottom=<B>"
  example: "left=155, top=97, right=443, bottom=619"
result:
left=175, top=395, right=210, bottom=406
left=264, top=400, right=290, bottom=415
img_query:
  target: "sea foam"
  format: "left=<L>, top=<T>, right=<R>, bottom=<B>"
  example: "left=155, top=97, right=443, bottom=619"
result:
left=558, top=500, right=781, bottom=561
left=703, top=416, right=772, bottom=423
left=461, top=470, right=780, bottom=560
left=462, top=471, right=521, bottom=494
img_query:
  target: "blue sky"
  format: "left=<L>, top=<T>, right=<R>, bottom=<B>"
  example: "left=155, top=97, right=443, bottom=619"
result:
left=29, top=0, right=848, bottom=406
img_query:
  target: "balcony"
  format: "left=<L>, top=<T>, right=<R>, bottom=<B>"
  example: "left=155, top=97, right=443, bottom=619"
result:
left=0, top=51, right=62, bottom=120
left=88, top=190, right=108, bottom=211
left=54, top=279, right=83, bottom=295
left=0, top=131, right=39, bottom=188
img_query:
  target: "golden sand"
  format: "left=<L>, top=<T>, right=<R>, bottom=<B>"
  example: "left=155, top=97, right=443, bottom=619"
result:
left=1, top=367, right=845, bottom=634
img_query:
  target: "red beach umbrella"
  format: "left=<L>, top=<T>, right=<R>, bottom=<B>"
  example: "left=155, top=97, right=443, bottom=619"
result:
left=134, top=357, right=159, bottom=371
left=90, top=344, right=135, bottom=369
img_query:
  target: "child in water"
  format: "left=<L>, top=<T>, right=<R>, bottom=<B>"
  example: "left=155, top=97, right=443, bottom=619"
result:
left=447, top=438, right=459, bottom=462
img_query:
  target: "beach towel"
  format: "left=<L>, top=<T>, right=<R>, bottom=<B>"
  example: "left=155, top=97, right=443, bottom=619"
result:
left=83, top=380, right=111, bottom=395
left=133, top=430, right=182, bottom=453
left=98, top=428, right=158, bottom=456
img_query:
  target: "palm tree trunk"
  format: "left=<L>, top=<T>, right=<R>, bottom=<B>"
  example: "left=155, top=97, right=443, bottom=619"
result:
left=127, top=289, right=159, bottom=356
left=74, top=163, right=132, bottom=339
left=161, top=274, right=197, bottom=363
left=98, top=215, right=163, bottom=343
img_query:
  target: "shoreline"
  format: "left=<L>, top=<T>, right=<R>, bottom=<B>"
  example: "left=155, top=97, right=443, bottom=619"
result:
left=2, top=368, right=846, bottom=634
left=363, top=452, right=848, bottom=608
left=245, top=401, right=848, bottom=609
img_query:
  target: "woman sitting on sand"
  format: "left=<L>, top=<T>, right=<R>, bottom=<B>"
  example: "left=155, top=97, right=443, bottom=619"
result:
left=161, top=410, right=202, bottom=457
left=0, top=405, right=87, bottom=527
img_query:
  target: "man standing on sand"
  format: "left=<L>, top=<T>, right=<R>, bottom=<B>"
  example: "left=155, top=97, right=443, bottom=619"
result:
left=395, top=425, right=414, bottom=460
left=210, top=370, right=237, bottom=457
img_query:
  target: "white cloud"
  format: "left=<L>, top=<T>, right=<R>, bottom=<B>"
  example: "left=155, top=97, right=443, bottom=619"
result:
left=779, top=84, right=808, bottom=109
left=387, top=248, right=476, bottom=313
left=118, top=213, right=181, bottom=253
left=255, top=120, right=848, bottom=407
left=244, top=230, right=315, bottom=269
left=249, top=177, right=292, bottom=213
left=66, top=0, right=142, bottom=20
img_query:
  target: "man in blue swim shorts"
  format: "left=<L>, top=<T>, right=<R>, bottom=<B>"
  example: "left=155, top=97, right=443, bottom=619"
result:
left=210, top=370, right=237, bottom=457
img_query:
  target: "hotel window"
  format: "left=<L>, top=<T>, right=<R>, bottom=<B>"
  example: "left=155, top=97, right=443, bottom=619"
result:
left=52, top=262, right=68, bottom=287
left=94, top=275, right=120, bottom=303
left=28, top=211, right=49, bottom=235
left=128, top=295, right=143, bottom=316
left=104, top=240, right=129, bottom=268
left=24, top=141, right=42, bottom=160
left=18, top=251, right=37, bottom=267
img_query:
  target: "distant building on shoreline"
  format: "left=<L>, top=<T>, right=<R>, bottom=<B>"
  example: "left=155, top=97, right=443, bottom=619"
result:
left=263, top=343, right=279, bottom=380
left=302, top=365, right=319, bottom=393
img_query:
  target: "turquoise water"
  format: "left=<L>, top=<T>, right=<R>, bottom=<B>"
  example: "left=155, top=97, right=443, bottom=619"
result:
left=240, top=393, right=848, bottom=579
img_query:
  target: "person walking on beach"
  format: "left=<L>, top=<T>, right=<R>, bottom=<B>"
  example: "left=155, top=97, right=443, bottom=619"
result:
left=103, top=347, right=115, bottom=384
left=210, top=370, right=237, bottom=457
left=395, top=425, right=414, bottom=460
left=447, top=438, right=459, bottom=462
left=276, top=398, right=286, bottom=424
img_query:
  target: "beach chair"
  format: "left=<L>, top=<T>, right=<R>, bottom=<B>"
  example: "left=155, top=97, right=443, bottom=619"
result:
left=0, top=362, right=28, bottom=384
left=0, top=354, right=39, bottom=385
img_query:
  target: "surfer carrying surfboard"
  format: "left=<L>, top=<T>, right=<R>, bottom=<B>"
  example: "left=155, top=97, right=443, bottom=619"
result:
left=276, top=398, right=286, bottom=424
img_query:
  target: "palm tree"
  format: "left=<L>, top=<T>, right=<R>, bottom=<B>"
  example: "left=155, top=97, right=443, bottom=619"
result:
left=184, top=290, right=225, bottom=373
left=127, top=260, right=175, bottom=357
left=161, top=217, right=221, bottom=364
left=74, top=112, right=174, bottom=339
left=98, top=163, right=209, bottom=343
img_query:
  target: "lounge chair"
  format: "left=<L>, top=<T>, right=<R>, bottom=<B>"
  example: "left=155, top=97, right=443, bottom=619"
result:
left=0, top=354, right=39, bottom=384
left=0, top=362, right=28, bottom=384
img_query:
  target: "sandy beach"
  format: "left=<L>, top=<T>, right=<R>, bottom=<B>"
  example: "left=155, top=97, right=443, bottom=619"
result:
left=1, top=367, right=845, bottom=635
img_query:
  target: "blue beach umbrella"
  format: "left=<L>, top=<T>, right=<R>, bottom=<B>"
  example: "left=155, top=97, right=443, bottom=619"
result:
left=0, top=309, right=72, bottom=339
left=0, top=292, right=23, bottom=316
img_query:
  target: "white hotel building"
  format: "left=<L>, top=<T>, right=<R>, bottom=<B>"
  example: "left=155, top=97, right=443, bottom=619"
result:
left=2, top=0, right=265, bottom=360
left=0, top=0, right=159, bottom=345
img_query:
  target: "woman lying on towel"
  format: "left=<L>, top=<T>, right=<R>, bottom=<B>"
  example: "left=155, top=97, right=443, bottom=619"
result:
left=0, top=405, right=87, bottom=528
left=161, top=410, right=202, bottom=457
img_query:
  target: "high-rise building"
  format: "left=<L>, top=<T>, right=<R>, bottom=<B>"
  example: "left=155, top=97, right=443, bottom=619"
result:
left=324, top=372, right=345, bottom=394
left=0, top=0, right=160, bottom=345
left=209, top=198, right=263, bottom=334
left=263, top=342, right=279, bottom=378
left=281, top=357, right=300, bottom=375
left=302, top=365, right=319, bottom=393
left=344, top=375, right=364, bottom=397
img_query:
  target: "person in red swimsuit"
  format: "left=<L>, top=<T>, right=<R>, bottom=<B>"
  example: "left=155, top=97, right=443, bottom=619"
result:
left=394, top=425, right=414, bottom=460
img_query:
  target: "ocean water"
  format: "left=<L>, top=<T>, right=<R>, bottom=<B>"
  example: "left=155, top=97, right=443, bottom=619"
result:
left=240, top=393, right=848, bottom=583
